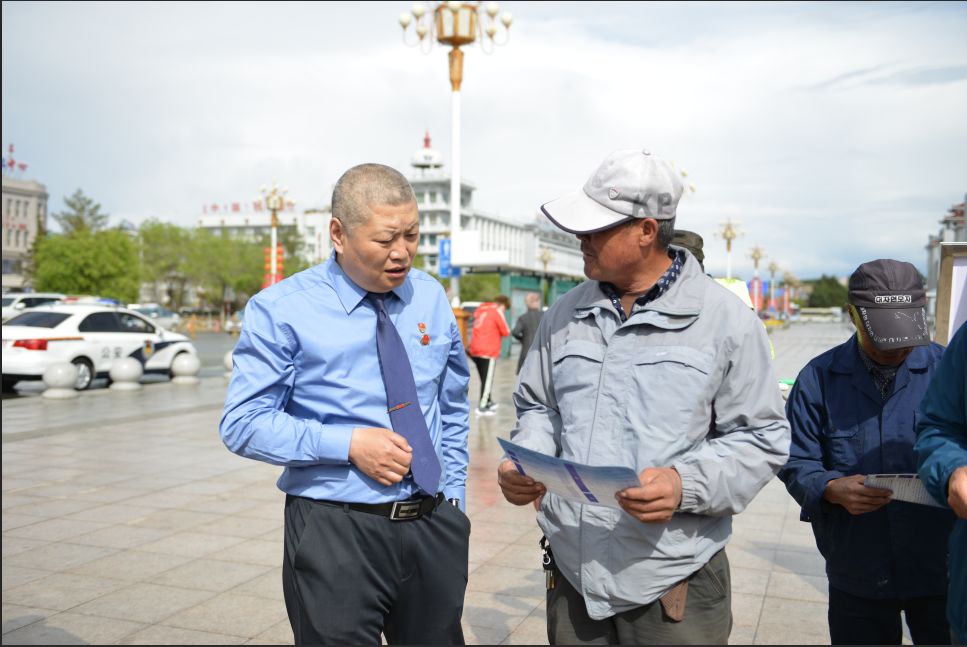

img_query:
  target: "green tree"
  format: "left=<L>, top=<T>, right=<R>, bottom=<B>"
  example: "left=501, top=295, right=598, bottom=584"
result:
left=52, top=189, right=109, bottom=235
left=33, top=230, right=141, bottom=303
left=807, top=274, right=849, bottom=308
left=459, top=273, right=502, bottom=302
left=186, top=228, right=263, bottom=316
left=139, top=219, right=190, bottom=308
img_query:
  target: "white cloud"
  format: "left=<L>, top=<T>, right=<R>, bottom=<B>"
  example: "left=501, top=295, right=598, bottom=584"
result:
left=2, top=1, right=965, bottom=280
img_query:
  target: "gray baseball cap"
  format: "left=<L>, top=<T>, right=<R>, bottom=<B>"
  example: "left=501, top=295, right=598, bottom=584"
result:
left=848, top=259, right=929, bottom=351
left=541, top=149, right=684, bottom=235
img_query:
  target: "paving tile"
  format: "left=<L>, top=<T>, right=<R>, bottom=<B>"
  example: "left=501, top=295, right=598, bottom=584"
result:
left=1, top=494, right=46, bottom=509
left=0, top=610, right=144, bottom=645
left=192, top=514, right=282, bottom=539
left=121, top=624, right=242, bottom=645
left=502, top=614, right=549, bottom=645
left=2, top=513, right=48, bottom=532
left=5, top=517, right=110, bottom=542
left=488, top=541, right=544, bottom=570
left=755, top=596, right=829, bottom=638
left=3, top=572, right=128, bottom=612
left=136, top=531, right=248, bottom=558
left=67, top=549, right=195, bottom=582
left=464, top=623, right=512, bottom=645
left=3, top=541, right=119, bottom=572
left=731, top=592, right=764, bottom=628
left=731, top=566, right=771, bottom=596
left=247, top=619, right=294, bottom=645
left=216, top=538, right=281, bottom=567
left=462, top=590, right=542, bottom=630
left=230, top=568, right=284, bottom=601
left=63, top=503, right=159, bottom=525
left=2, top=566, right=52, bottom=592
left=729, top=623, right=757, bottom=645
left=754, top=623, right=829, bottom=645
left=765, top=571, right=828, bottom=603
left=69, top=582, right=216, bottom=624
left=5, top=498, right=101, bottom=519
left=772, top=549, right=827, bottom=577
left=2, top=603, right=54, bottom=634
left=72, top=486, right=150, bottom=504
left=467, top=563, right=544, bottom=598
left=469, top=538, right=512, bottom=564
left=149, top=558, right=272, bottom=593
left=163, top=592, right=289, bottom=638
left=467, top=520, right=533, bottom=544
left=1, top=536, right=51, bottom=558
left=68, top=524, right=174, bottom=550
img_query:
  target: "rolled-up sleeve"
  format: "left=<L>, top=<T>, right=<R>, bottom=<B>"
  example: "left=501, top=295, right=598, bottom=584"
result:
left=219, top=297, right=353, bottom=467
left=439, top=319, right=471, bottom=506
left=674, top=319, right=791, bottom=516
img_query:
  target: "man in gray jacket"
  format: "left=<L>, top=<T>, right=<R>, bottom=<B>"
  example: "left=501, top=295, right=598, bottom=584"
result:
left=497, top=149, right=791, bottom=645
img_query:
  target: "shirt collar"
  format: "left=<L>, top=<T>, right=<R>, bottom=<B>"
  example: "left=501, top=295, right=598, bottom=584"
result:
left=321, top=256, right=415, bottom=314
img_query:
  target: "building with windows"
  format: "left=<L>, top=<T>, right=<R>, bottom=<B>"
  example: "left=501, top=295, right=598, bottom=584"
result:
left=408, top=133, right=583, bottom=282
left=2, top=176, right=48, bottom=292
left=925, top=195, right=966, bottom=322
left=196, top=203, right=332, bottom=264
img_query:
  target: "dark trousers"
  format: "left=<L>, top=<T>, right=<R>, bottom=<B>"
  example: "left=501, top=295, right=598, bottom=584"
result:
left=828, top=585, right=950, bottom=645
left=546, top=549, right=733, bottom=645
left=470, top=355, right=496, bottom=408
left=282, top=495, right=471, bottom=645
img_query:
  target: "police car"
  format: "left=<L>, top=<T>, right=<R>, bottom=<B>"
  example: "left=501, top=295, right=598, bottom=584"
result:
left=1, top=303, right=198, bottom=392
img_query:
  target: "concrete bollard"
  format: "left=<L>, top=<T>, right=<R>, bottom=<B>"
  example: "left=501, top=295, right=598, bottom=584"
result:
left=110, top=357, right=144, bottom=391
left=223, top=350, right=233, bottom=380
left=42, top=363, right=80, bottom=399
left=171, top=353, right=201, bottom=385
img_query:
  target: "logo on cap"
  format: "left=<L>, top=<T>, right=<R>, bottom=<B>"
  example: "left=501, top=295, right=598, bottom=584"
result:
left=874, top=295, right=912, bottom=305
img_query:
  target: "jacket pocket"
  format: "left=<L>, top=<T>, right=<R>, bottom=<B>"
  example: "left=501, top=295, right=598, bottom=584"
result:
left=823, top=424, right=861, bottom=472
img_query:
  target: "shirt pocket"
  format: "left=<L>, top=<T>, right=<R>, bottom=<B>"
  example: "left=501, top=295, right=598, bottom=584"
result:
left=410, top=341, right=450, bottom=396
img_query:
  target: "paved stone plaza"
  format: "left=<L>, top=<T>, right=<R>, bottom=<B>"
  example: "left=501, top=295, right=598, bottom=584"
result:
left=2, top=321, right=860, bottom=645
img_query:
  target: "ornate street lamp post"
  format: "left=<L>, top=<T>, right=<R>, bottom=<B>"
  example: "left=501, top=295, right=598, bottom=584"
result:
left=716, top=219, right=741, bottom=279
left=767, top=259, right=780, bottom=313
left=260, top=181, right=288, bottom=287
left=399, top=1, right=512, bottom=302
left=748, top=245, right=765, bottom=312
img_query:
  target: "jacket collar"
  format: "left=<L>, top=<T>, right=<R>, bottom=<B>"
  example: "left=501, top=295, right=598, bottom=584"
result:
left=572, top=253, right=705, bottom=328
left=318, top=256, right=414, bottom=314
left=831, top=334, right=928, bottom=405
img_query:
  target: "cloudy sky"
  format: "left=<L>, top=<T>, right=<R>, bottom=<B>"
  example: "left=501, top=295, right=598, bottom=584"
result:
left=3, top=1, right=965, bottom=279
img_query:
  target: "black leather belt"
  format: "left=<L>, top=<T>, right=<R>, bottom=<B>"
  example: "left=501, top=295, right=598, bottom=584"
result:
left=316, top=493, right=444, bottom=521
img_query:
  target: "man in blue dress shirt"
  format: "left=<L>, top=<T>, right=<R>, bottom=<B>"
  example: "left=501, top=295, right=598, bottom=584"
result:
left=220, top=163, right=472, bottom=645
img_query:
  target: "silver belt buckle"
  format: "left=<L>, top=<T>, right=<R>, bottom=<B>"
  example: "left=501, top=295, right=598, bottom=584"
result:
left=389, top=500, right=422, bottom=521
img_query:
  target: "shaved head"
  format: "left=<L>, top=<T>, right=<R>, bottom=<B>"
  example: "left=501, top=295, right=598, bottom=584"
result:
left=331, top=163, right=416, bottom=231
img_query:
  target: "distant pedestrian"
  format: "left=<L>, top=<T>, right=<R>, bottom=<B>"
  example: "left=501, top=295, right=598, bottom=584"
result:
left=511, top=292, right=543, bottom=374
left=467, top=294, right=510, bottom=414
left=916, top=324, right=967, bottom=644
left=220, top=162, right=471, bottom=645
left=779, top=258, right=954, bottom=645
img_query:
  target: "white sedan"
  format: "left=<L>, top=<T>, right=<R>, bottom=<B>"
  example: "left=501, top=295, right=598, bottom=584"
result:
left=1, top=303, right=198, bottom=392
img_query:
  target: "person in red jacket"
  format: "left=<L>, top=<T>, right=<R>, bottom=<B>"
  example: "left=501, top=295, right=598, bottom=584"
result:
left=467, top=295, right=510, bottom=415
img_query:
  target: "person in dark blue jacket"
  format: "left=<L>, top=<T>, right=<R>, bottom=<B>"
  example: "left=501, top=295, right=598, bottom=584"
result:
left=778, top=259, right=955, bottom=645
left=916, top=323, right=967, bottom=644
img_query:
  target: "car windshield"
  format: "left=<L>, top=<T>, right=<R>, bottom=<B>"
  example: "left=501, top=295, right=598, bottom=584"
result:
left=4, top=311, right=71, bottom=328
left=1, top=297, right=14, bottom=306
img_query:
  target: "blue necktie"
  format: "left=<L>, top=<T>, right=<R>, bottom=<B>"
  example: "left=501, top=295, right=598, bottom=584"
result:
left=368, top=292, right=442, bottom=495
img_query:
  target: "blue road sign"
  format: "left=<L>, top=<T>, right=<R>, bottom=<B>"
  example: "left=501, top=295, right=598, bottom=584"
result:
left=438, top=238, right=461, bottom=278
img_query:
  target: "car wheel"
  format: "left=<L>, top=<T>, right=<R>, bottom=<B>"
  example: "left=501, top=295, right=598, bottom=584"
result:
left=72, top=358, right=94, bottom=391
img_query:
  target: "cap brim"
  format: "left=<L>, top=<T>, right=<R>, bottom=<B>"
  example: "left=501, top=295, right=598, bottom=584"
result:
left=540, top=190, right=633, bottom=235
left=857, top=306, right=930, bottom=350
